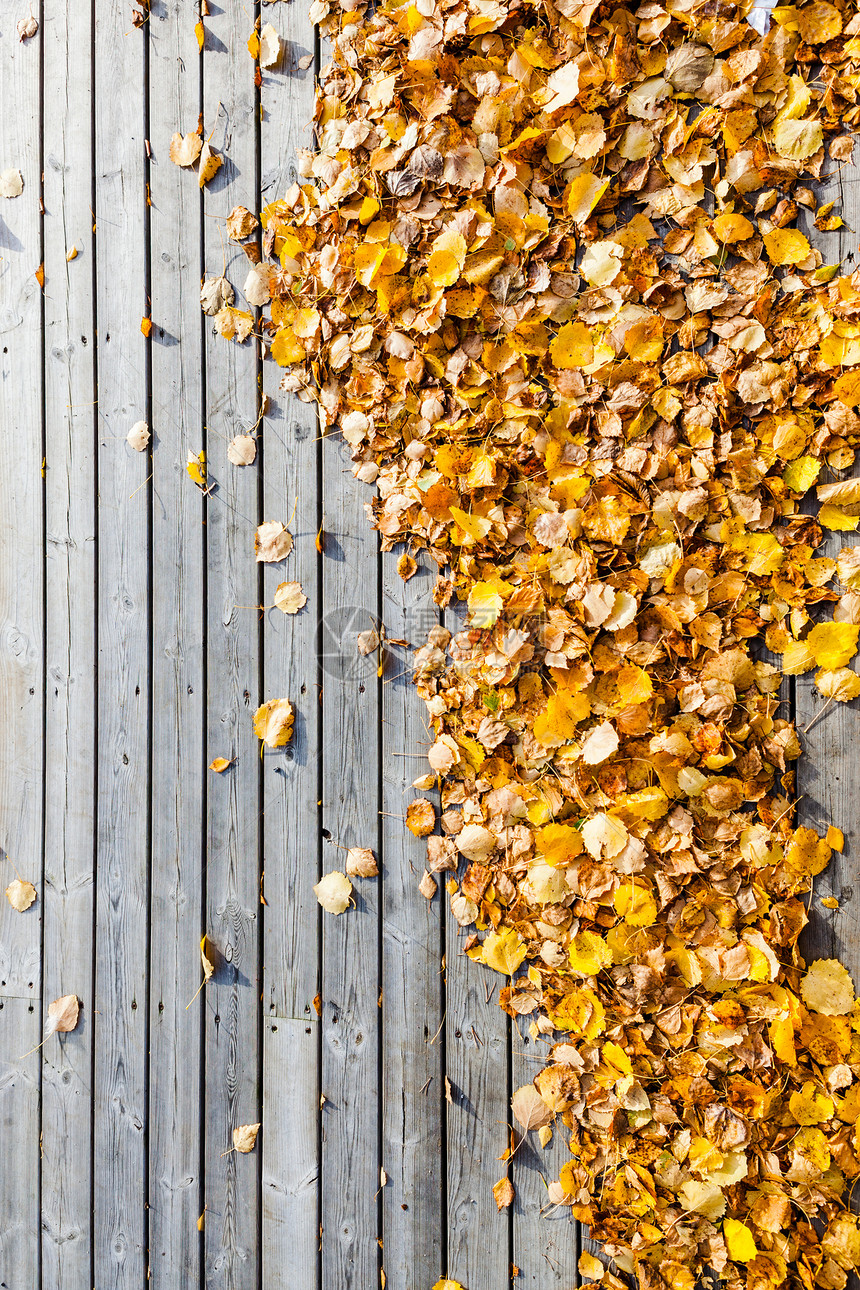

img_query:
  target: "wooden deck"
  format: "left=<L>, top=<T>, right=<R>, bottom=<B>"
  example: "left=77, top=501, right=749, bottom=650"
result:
left=0, top=3, right=858, bottom=1288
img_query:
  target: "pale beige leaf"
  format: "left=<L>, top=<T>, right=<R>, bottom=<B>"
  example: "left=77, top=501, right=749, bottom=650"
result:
left=0, top=168, right=24, bottom=198
left=273, top=580, right=307, bottom=614
left=169, top=131, right=202, bottom=167
left=46, top=994, right=80, bottom=1035
left=255, top=520, right=293, bottom=562
left=6, top=878, right=36, bottom=912
left=127, top=420, right=150, bottom=452
left=233, top=1122, right=260, bottom=1153
left=227, top=434, right=256, bottom=466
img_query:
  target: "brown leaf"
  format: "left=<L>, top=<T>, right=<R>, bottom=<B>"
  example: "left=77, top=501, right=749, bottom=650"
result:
left=46, top=994, right=80, bottom=1035
left=346, top=847, right=378, bottom=877
left=493, top=1177, right=515, bottom=1211
left=169, top=131, right=202, bottom=168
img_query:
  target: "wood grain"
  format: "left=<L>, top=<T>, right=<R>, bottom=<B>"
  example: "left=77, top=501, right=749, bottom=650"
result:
left=320, top=430, right=381, bottom=1290
left=796, top=168, right=860, bottom=978
left=93, top=2, right=151, bottom=1284
left=147, top=1, right=205, bottom=1283
left=41, top=1, right=97, bottom=1283
left=202, top=5, right=262, bottom=1284
left=0, top=5, right=43, bottom=1284
left=259, top=7, right=321, bottom=1282
left=381, top=556, right=445, bottom=1287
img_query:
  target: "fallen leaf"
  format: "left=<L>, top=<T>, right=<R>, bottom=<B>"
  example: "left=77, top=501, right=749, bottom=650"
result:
left=801, top=960, right=856, bottom=1016
left=273, top=580, right=306, bottom=614
left=169, top=131, right=202, bottom=168
left=200, top=935, right=215, bottom=983
left=232, top=1122, right=260, bottom=1153
left=346, top=847, right=378, bottom=877
left=198, top=141, right=222, bottom=188
left=6, top=878, right=36, bottom=912
left=418, top=870, right=437, bottom=900
left=140, top=316, right=152, bottom=337
left=253, top=698, right=294, bottom=747
left=259, top=22, right=281, bottom=68
left=209, top=757, right=233, bottom=773
left=0, top=168, right=24, bottom=198
left=255, top=520, right=293, bottom=562
left=186, top=450, right=207, bottom=488
left=493, top=1176, right=515, bottom=1211
left=227, top=205, right=259, bottom=240
left=127, top=420, right=150, bottom=452
left=201, top=275, right=234, bottom=316
left=46, top=994, right=80, bottom=1036
left=17, top=16, right=38, bottom=39
left=227, top=433, right=256, bottom=466
left=314, top=871, right=352, bottom=914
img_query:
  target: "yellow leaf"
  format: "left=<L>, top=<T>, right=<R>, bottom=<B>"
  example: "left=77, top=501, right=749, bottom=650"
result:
left=762, top=228, right=811, bottom=266
left=195, top=19, right=204, bottom=51
left=806, top=621, right=859, bottom=670
left=566, top=173, right=609, bottom=223
left=550, top=987, right=605, bottom=1038
left=482, top=926, right=527, bottom=976
left=713, top=212, right=754, bottom=243
left=801, top=959, right=856, bottom=1015
left=253, top=698, right=295, bottom=747
left=724, top=1219, right=757, bottom=1263
left=187, top=450, right=207, bottom=487
left=550, top=320, right=593, bottom=369
left=819, top=504, right=860, bottom=532
left=784, top=456, right=820, bottom=493
left=535, top=822, right=583, bottom=867
left=467, top=581, right=504, bottom=627
left=614, top=879, right=658, bottom=928
left=568, top=930, right=611, bottom=976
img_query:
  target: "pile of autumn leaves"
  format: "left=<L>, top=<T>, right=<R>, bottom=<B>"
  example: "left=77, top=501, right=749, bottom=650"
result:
left=233, top=0, right=860, bottom=1286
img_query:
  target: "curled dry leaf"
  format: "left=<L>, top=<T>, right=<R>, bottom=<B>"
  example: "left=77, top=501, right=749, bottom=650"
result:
left=313, top=871, right=352, bottom=914
left=17, top=16, right=38, bottom=39
left=126, top=420, right=150, bottom=452
left=259, top=21, right=281, bottom=68
left=255, top=520, right=293, bottom=562
left=492, top=1176, right=515, bottom=1212
left=46, top=994, right=80, bottom=1036
left=186, top=450, right=206, bottom=489
left=198, top=141, right=222, bottom=188
left=418, top=870, right=437, bottom=900
left=405, top=798, right=434, bottom=837
left=200, top=935, right=215, bottom=984
left=201, top=275, right=234, bottom=316
left=253, top=698, right=294, bottom=748
left=356, top=626, right=379, bottom=655
left=226, top=205, right=258, bottom=240
left=243, top=264, right=271, bottom=307
left=227, top=434, right=256, bottom=466
left=6, top=878, right=36, bottom=912
left=169, top=131, right=202, bottom=168
left=273, top=581, right=306, bottom=614
left=214, top=305, right=253, bottom=343
left=232, top=1122, right=260, bottom=1154
left=346, top=847, right=378, bottom=877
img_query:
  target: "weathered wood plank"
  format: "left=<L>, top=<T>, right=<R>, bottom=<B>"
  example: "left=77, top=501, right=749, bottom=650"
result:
left=320, top=431, right=381, bottom=1289
left=259, top=10, right=321, bottom=1282
left=0, top=1001, right=40, bottom=1290
left=0, top=7, right=43, bottom=1284
left=147, top=1, right=205, bottom=1284
left=40, top=1, right=97, bottom=1282
left=442, top=608, right=511, bottom=1290
left=381, top=558, right=444, bottom=1287
left=512, top=1021, right=579, bottom=1287
left=93, top=3, right=151, bottom=1284
left=202, top=7, right=262, bottom=1285
left=797, top=172, right=860, bottom=976
left=262, top=1017, right=319, bottom=1279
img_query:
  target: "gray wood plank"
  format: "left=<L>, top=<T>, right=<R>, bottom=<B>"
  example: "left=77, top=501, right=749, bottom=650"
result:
left=40, top=1, right=97, bottom=1282
left=0, top=6, right=44, bottom=1286
left=0, top=1001, right=40, bottom=1289
left=0, top=2, right=43, bottom=1002
left=202, top=8, right=262, bottom=1284
left=320, top=431, right=381, bottom=1290
left=259, top=11, right=321, bottom=1282
left=147, top=1, right=205, bottom=1284
left=797, top=172, right=860, bottom=978
left=93, top=2, right=150, bottom=1284
left=445, top=601, right=511, bottom=1290
left=445, top=914, right=511, bottom=1289
left=512, top=1021, right=579, bottom=1288
left=262, top=1017, right=319, bottom=1278
left=381, top=557, right=444, bottom=1287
